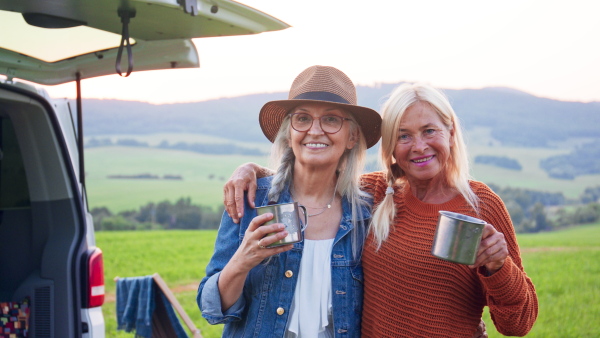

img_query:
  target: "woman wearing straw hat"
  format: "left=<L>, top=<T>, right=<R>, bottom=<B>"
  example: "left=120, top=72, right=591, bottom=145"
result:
left=197, top=65, right=381, bottom=337
left=222, top=83, right=538, bottom=337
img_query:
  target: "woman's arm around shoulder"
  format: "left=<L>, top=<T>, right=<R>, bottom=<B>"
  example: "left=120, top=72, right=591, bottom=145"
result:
left=223, top=162, right=275, bottom=223
left=359, top=171, right=387, bottom=200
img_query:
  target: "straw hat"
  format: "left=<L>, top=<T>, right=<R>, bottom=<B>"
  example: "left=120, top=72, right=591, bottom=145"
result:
left=259, top=65, right=382, bottom=149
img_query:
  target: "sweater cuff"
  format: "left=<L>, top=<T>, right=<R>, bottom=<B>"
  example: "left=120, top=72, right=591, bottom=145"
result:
left=478, top=256, right=522, bottom=303
left=478, top=256, right=512, bottom=281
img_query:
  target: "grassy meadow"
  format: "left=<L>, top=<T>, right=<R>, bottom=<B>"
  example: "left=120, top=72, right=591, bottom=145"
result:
left=97, top=222, right=600, bottom=338
left=85, top=146, right=269, bottom=212
left=84, top=130, right=599, bottom=213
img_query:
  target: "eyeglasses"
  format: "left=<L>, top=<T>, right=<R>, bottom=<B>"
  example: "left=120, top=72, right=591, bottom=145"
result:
left=290, top=113, right=352, bottom=134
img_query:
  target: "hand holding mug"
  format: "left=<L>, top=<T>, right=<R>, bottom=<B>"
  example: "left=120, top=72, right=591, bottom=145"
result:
left=229, top=213, right=293, bottom=273
left=470, top=223, right=508, bottom=275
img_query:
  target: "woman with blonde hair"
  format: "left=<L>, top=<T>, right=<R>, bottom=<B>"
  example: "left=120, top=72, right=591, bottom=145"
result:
left=359, top=83, right=537, bottom=337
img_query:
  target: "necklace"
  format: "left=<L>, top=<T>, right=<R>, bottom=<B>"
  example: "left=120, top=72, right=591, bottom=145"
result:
left=292, top=180, right=338, bottom=217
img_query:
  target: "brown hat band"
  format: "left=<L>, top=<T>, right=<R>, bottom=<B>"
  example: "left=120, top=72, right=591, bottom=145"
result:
left=293, top=91, right=351, bottom=104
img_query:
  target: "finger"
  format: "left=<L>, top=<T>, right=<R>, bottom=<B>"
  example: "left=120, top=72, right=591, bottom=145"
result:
left=258, top=228, right=290, bottom=247
left=480, top=223, right=496, bottom=239
left=233, top=181, right=246, bottom=219
left=223, top=185, right=239, bottom=223
left=267, top=244, right=294, bottom=254
left=253, top=222, right=287, bottom=239
left=247, top=213, right=275, bottom=232
left=247, top=181, right=257, bottom=210
left=472, top=233, right=507, bottom=268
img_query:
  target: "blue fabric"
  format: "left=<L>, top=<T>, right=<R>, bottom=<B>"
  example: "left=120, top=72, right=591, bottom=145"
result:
left=159, top=293, right=189, bottom=338
left=197, top=176, right=371, bottom=337
left=116, top=276, right=187, bottom=338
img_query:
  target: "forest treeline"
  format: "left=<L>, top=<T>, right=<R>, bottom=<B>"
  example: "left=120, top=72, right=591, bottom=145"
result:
left=86, top=137, right=266, bottom=156
left=91, top=197, right=224, bottom=231
left=91, top=185, right=600, bottom=233
left=539, top=139, right=600, bottom=179
left=474, top=155, right=522, bottom=171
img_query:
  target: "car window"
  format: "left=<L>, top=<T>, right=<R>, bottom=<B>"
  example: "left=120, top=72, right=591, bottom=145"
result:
left=0, top=117, right=31, bottom=208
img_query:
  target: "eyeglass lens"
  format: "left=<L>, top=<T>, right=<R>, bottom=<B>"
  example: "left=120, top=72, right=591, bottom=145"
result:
left=291, top=113, right=345, bottom=133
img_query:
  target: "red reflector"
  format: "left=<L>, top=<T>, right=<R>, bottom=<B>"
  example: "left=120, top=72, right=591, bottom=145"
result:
left=88, top=248, right=105, bottom=308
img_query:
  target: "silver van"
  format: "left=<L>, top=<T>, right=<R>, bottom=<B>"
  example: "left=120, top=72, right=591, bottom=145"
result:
left=0, top=1, right=287, bottom=336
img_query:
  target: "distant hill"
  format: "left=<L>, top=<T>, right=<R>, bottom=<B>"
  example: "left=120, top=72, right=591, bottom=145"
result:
left=82, top=84, right=600, bottom=147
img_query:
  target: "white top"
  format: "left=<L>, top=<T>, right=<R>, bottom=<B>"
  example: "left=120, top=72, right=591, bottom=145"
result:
left=285, top=238, right=335, bottom=338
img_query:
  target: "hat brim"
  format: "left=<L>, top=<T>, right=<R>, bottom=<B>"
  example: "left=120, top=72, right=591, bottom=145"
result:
left=259, top=99, right=382, bottom=149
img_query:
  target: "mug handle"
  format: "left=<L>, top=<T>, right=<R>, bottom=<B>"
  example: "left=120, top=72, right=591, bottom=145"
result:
left=298, top=205, right=308, bottom=231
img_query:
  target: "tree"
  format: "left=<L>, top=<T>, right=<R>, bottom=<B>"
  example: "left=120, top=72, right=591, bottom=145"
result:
left=530, top=203, right=549, bottom=232
left=101, top=215, right=136, bottom=231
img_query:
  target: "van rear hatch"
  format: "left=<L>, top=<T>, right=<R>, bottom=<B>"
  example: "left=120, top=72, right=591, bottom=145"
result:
left=0, top=0, right=289, bottom=84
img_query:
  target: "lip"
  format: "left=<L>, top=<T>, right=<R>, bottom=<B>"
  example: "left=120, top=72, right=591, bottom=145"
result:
left=410, top=155, right=434, bottom=166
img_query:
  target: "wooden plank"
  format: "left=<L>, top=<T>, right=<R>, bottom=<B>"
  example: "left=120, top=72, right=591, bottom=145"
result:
left=152, top=273, right=203, bottom=338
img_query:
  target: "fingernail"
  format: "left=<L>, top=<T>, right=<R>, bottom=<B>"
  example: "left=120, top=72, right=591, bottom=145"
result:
left=278, top=224, right=285, bottom=229
left=238, top=213, right=242, bottom=218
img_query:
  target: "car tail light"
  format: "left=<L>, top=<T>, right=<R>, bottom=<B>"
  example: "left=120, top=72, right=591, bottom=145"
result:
left=88, top=248, right=105, bottom=308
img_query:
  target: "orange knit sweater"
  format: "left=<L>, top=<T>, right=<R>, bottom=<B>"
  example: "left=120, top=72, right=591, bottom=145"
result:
left=360, top=172, right=538, bottom=337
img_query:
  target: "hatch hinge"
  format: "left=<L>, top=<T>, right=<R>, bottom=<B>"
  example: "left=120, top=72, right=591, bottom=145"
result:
left=178, top=0, right=198, bottom=16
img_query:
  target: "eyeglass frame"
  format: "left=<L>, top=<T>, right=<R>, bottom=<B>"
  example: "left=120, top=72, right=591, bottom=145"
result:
left=288, top=112, right=353, bottom=134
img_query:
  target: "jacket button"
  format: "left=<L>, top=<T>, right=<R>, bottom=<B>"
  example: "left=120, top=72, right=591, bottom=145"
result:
left=277, top=307, right=285, bottom=315
left=285, top=270, right=293, bottom=278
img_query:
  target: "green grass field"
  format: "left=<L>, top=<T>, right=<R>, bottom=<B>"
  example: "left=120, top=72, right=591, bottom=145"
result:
left=85, top=146, right=269, bottom=212
left=85, top=135, right=599, bottom=213
left=97, top=222, right=600, bottom=337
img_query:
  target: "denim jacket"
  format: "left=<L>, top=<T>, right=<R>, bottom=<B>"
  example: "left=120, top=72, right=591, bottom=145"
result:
left=197, top=176, right=371, bottom=337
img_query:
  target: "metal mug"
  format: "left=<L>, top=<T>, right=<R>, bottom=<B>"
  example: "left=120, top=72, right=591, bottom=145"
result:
left=431, top=211, right=486, bottom=265
left=255, top=202, right=308, bottom=247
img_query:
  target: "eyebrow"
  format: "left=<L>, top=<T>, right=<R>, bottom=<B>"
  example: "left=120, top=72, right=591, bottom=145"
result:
left=398, top=123, right=438, bottom=132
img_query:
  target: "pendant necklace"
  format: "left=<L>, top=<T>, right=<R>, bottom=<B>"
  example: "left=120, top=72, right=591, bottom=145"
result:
left=292, top=179, right=338, bottom=217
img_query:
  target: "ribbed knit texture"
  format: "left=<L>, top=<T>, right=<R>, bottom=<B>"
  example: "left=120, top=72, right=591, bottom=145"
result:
left=360, top=172, right=538, bottom=337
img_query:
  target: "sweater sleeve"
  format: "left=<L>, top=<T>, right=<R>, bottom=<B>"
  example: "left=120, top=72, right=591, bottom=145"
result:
left=360, top=171, right=387, bottom=205
left=475, top=183, right=539, bottom=336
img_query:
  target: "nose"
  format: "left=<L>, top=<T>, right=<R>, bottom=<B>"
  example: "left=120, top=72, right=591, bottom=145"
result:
left=412, top=135, right=428, bottom=152
left=307, top=117, right=325, bottom=135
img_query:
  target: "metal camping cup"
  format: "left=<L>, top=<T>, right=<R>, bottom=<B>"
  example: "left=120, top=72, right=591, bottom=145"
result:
left=431, top=211, right=487, bottom=265
left=256, top=202, right=308, bottom=247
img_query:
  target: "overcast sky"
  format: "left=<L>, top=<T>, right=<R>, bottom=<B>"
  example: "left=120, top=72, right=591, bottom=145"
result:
left=44, top=0, right=600, bottom=104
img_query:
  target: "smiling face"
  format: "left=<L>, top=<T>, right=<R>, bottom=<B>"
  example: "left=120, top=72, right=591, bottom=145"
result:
left=394, top=101, right=454, bottom=186
left=288, top=102, right=357, bottom=171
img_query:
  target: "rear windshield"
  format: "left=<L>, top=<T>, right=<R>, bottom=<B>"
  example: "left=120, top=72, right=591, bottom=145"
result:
left=0, top=117, right=31, bottom=208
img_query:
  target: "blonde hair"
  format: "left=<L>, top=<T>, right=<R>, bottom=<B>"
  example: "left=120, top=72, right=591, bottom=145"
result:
left=268, top=111, right=371, bottom=258
left=370, top=83, right=478, bottom=249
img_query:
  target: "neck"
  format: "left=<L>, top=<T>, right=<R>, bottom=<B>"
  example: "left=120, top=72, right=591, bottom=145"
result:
left=406, top=175, right=457, bottom=204
left=291, top=166, right=342, bottom=224
left=291, top=166, right=338, bottom=199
